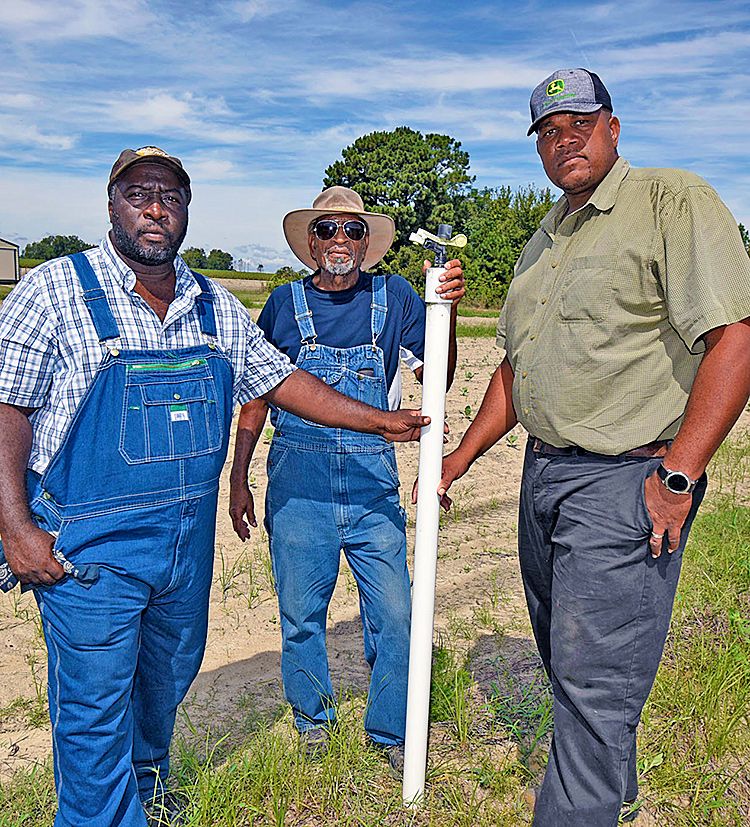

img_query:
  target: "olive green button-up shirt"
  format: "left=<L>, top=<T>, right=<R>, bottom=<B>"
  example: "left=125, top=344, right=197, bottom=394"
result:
left=497, top=157, right=750, bottom=454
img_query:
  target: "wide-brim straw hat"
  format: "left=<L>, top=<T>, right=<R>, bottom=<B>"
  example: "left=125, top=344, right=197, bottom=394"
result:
left=283, top=186, right=396, bottom=272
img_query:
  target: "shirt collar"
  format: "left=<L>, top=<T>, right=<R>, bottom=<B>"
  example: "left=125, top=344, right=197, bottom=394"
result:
left=587, top=156, right=630, bottom=212
left=539, top=156, right=631, bottom=238
left=100, top=232, right=200, bottom=301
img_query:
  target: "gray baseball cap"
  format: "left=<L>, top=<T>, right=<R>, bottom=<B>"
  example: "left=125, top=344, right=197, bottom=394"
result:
left=528, top=68, right=612, bottom=136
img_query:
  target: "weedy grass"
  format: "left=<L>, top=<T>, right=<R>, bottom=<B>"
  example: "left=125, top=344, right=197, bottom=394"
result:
left=639, top=431, right=750, bottom=825
left=456, top=307, right=500, bottom=319
left=455, top=323, right=496, bottom=338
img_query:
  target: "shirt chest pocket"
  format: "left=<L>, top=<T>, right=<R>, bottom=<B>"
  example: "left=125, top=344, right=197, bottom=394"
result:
left=120, top=368, right=222, bottom=463
left=558, top=256, right=616, bottom=323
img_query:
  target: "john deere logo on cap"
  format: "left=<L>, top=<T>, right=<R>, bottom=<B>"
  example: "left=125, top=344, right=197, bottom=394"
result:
left=546, top=79, right=565, bottom=96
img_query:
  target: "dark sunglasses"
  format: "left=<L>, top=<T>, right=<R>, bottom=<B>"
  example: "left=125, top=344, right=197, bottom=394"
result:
left=312, top=218, right=368, bottom=242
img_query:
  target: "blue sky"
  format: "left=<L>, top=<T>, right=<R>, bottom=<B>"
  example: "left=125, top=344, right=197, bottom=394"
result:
left=1, top=0, right=749, bottom=269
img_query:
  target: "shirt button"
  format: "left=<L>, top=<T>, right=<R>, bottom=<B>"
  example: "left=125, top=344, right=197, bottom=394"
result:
left=174, top=393, right=181, bottom=400
left=529, top=334, right=536, bottom=341
left=550, top=260, right=558, bottom=268
left=110, top=348, right=120, bottom=357
left=522, top=371, right=528, bottom=378
left=540, top=298, right=547, bottom=305
left=523, top=408, right=530, bottom=415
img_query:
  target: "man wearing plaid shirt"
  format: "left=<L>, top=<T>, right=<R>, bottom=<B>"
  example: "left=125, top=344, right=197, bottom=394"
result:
left=0, top=147, right=428, bottom=827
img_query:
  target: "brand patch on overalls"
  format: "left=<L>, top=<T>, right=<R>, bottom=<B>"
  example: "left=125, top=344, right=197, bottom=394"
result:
left=170, top=403, right=189, bottom=421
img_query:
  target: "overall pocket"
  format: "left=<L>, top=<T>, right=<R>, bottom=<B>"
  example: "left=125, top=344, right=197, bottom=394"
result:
left=120, top=360, right=222, bottom=463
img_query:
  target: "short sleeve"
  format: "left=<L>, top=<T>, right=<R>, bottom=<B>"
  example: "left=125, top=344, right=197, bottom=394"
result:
left=238, top=318, right=296, bottom=405
left=659, top=184, right=750, bottom=351
left=394, top=277, right=426, bottom=362
left=496, top=303, right=508, bottom=350
left=0, top=277, right=58, bottom=408
left=256, top=287, right=281, bottom=341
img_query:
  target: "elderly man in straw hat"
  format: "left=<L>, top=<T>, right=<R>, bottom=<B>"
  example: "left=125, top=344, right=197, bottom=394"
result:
left=229, top=186, right=465, bottom=771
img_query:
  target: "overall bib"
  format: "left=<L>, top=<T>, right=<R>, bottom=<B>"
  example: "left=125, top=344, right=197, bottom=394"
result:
left=31, top=254, right=233, bottom=826
left=265, top=276, right=411, bottom=746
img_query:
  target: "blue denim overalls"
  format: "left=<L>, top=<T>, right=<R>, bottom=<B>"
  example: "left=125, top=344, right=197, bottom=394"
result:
left=264, top=276, right=411, bottom=747
left=30, top=254, right=233, bottom=826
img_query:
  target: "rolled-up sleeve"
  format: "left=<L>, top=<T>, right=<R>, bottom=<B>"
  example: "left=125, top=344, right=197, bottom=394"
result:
left=659, top=184, right=750, bottom=352
left=237, top=319, right=296, bottom=405
left=0, top=279, right=57, bottom=408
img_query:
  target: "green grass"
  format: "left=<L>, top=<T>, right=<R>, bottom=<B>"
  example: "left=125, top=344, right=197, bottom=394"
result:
left=430, top=638, right=474, bottom=742
left=229, top=290, right=270, bottom=310
left=638, top=431, right=750, bottom=825
left=193, top=269, right=267, bottom=281
left=457, top=306, right=500, bottom=318
left=456, top=322, right=497, bottom=338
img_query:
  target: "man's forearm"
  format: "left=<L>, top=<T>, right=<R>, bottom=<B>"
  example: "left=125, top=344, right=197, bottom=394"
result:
left=0, top=403, right=35, bottom=537
left=230, top=399, right=269, bottom=485
left=453, top=357, right=517, bottom=466
left=664, top=319, right=750, bottom=478
left=263, top=370, right=385, bottom=434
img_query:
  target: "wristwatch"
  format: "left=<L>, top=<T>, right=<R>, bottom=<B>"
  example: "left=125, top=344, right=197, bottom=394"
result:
left=656, top=464, right=698, bottom=495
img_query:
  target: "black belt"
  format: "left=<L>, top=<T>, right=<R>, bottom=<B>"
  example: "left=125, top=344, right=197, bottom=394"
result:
left=530, top=436, right=670, bottom=459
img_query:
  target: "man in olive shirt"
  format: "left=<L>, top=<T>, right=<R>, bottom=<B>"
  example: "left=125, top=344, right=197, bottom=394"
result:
left=430, top=69, right=750, bottom=825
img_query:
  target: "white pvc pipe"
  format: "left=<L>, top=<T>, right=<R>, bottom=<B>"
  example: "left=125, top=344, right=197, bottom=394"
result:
left=403, top=266, right=452, bottom=807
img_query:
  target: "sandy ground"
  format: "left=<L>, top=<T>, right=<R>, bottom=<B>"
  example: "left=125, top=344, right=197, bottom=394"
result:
left=1, top=335, right=748, bottom=802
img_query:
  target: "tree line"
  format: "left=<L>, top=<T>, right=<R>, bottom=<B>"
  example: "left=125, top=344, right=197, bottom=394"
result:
left=23, top=236, right=236, bottom=273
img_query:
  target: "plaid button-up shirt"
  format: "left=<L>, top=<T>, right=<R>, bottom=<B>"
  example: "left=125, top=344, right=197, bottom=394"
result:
left=0, top=235, right=294, bottom=474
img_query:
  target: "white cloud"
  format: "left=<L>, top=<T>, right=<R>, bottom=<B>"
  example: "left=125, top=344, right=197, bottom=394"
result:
left=227, top=0, right=282, bottom=22
left=0, top=93, right=37, bottom=109
left=0, top=119, right=76, bottom=152
left=2, top=0, right=156, bottom=41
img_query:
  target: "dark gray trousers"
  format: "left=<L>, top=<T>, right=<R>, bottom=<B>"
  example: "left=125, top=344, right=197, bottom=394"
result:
left=519, top=441, right=706, bottom=827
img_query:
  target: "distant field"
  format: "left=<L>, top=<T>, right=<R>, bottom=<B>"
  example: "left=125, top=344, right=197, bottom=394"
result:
left=193, top=269, right=266, bottom=281
left=19, top=259, right=267, bottom=282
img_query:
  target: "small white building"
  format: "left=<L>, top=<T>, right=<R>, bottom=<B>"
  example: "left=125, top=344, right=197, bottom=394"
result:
left=0, top=238, right=20, bottom=283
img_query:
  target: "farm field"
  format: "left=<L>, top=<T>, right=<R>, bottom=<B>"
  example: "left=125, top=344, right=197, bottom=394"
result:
left=0, top=334, right=748, bottom=825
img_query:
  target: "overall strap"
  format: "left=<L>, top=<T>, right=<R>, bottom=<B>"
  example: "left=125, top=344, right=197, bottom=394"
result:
left=191, top=271, right=218, bottom=337
left=68, top=253, right=120, bottom=342
left=291, top=278, right=317, bottom=344
left=370, top=274, right=387, bottom=345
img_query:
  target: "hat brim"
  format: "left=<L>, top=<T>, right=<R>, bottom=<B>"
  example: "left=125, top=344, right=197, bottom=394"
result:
left=283, top=207, right=395, bottom=272
left=527, top=103, right=604, bottom=136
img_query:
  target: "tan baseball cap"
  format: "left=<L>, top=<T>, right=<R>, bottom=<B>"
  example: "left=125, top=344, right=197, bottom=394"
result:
left=108, top=146, right=191, bottom=189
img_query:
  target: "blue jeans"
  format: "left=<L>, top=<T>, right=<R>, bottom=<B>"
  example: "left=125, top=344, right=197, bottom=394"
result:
left=265, top=443, right=411, bottom=746
left=34, top=493, right=217, bottom=826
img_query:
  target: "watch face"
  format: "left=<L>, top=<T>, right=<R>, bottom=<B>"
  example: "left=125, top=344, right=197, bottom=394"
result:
left=666, top=471, right=691, bottom=493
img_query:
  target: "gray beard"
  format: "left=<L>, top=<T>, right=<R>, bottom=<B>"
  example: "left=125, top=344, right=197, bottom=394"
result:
left=322, top=250, right=356, bottom=276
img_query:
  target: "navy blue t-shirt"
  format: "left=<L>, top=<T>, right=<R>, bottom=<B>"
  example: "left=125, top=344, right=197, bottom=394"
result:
left=258, top=272, right=426, bottom=409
